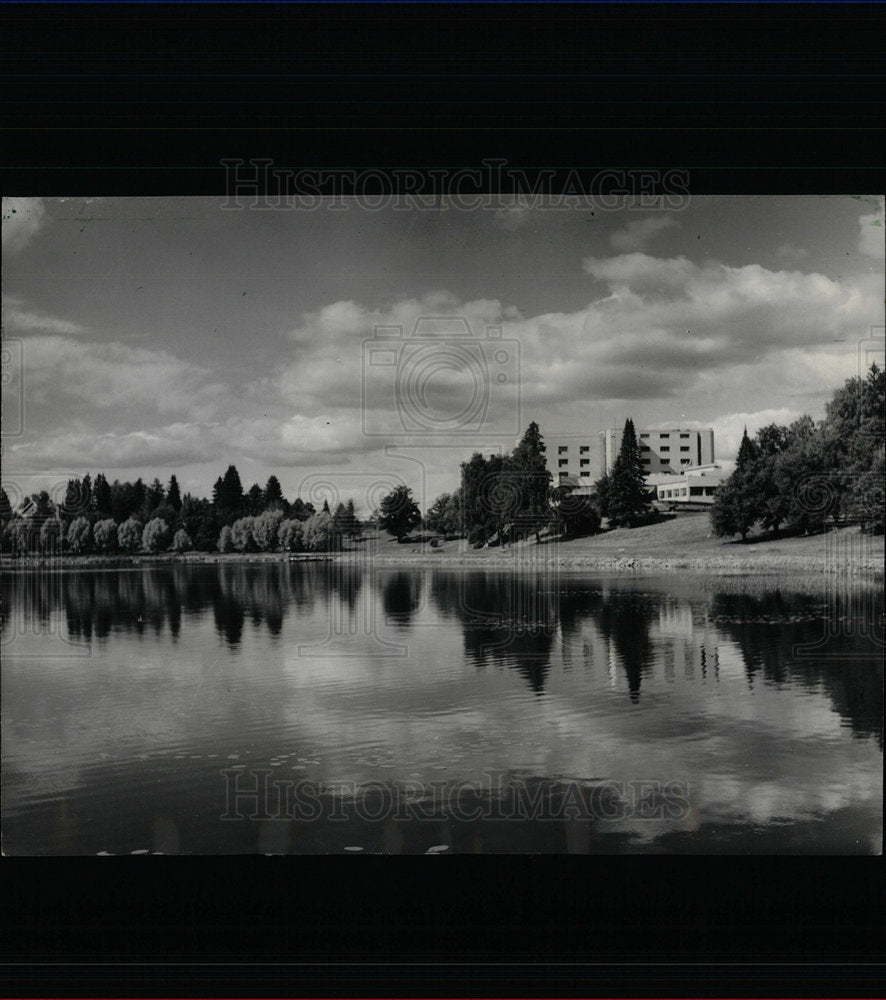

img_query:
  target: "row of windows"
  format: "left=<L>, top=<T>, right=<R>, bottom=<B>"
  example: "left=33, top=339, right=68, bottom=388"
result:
left=658, top=485, right=717, bottom=498
left=639, top=432, right=692, bottom=440
left=557, top=445, right=592, bottom=453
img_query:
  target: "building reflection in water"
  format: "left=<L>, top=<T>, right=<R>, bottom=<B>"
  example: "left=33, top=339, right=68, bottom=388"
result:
left=1, top=564, right=881, bottom=742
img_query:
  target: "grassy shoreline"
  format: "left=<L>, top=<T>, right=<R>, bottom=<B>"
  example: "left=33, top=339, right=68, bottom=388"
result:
left=2, top=519, right=882, bottom=578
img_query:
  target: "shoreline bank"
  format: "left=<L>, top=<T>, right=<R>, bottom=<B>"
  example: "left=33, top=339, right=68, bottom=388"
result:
left=2, top=546, right=882, bottom=578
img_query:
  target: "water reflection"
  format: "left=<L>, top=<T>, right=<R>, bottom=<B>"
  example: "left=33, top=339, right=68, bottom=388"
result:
left=2, top=564, right=882, bottom=854
left=2, top=565, right=882, bottom=737
left=430, top=573, right=558, bottom=692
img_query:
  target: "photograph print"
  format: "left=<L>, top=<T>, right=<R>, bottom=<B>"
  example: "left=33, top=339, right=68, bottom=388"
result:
left=1, top=184, right=883, bottom=855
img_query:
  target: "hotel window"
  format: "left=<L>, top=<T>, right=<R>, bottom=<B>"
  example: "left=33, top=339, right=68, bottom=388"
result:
left=580, top=471, right=590, bottom=478
left=640, top=433, right=649, bottom=438
left=680, top=433, right=690, bottom=439
left=681, top=459, right=690, bottom=465
left=558, top=459, right=568, bottom=467
left=640, top=445, right=650, bottom=452
left=659, top=433, right=670, bottom=438
left=641, top=458, right=651, bottom=464
left=680, top=446, right=690, bottom=452
left=558, top=471, right=568, bottom=478
left=580, top=446, right=589, bottom=453
left=580, top=459, right=589, bottom=467
left=558, top=446, right=568, bottom=454
left=660, top=446, right=669, bottom=452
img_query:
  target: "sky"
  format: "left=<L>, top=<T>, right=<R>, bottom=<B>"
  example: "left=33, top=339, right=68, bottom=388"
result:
left=2, top=193, right=884, bottom=515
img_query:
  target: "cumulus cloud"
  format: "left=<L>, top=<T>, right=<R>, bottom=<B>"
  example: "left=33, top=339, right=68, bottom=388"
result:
left=20, top=335, right=227, bottom=421
left=2, top=297, right=84, bottom=336
left=5, top=414, right=366, bottom=472
left=270, top=258, right=877, bottom=434
left=610, top=215, right=677, bottom=252
left=2, top=198, right=46, bottom=254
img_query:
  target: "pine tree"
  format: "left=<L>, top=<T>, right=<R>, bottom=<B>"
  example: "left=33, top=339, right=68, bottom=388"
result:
left=607, top=419, right=653, bottom=527
left=93, top=473, right=113, bottom=518
left=166, top=474, right=182, bottom=512
left=263, top=475, right=285, bottom=511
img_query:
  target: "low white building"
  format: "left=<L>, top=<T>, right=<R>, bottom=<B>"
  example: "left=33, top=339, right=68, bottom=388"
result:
left=646, top=464, right=728, bottom=505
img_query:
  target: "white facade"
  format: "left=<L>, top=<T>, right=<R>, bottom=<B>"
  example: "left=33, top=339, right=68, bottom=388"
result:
left=545, top=434, right=606, bottom=483
left=603, top=427, right=715, bottom=475
left=647, top=464, right=728, bottom=505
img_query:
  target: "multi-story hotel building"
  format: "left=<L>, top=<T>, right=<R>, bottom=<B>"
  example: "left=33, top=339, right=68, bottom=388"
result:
left=545, top=427, right=715, bottom=482
left=603, top=427, right=714, bottom=476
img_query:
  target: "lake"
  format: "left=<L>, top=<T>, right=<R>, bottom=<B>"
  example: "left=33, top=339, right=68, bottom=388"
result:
left=1, top=562, right=882, bottom=854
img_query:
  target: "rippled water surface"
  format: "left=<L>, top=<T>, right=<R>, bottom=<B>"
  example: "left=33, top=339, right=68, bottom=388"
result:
left=1, top=563, right=882, bottom=854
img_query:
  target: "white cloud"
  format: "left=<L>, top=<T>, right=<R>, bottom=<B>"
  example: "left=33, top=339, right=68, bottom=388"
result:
left=1, top=198, right=46, bottom=254
left=20, top=335, right=227, bottom=421
left=610, top=215, right=677, bottom=252
left=2, top=298, right=84, bottom=336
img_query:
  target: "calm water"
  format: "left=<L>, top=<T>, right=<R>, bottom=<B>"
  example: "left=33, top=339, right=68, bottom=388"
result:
left=1, top=563, right=882, bottom=855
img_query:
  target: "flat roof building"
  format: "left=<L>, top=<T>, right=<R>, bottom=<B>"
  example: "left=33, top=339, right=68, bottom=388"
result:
left=544, top=427, right=715, bottom=483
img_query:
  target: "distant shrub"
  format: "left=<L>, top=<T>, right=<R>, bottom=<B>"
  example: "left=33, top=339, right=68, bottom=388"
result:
left=217, top=525, right=234, bottom=553
left=278, top=518, right=304, bottom=553
left=118, top=517, right=143, bottom=553
left=172, top=528, right=193, bottom=553
left=230, top=517, right=258, bottom=553
left=93, top=518, right=118, bottom=552
left=142, top=518, right=171, bottom=553
left=66, top=516, right=92, bottom=554
left=253, top=509, right=284, bottom=551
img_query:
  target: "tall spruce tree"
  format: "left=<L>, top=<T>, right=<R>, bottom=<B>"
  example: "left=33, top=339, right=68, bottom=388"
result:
left=166, top=475, right=182, bottom=512
left=508, top=421, right=552, bottom=532
left=263, top=475, right=285, bottom=511
left=607, top=419, right=652, bottom=527
left=711, top=426, right=760, bottom=541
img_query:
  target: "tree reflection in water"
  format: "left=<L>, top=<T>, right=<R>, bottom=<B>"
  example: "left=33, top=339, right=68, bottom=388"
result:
left=1, top=565, right=881, bottom=740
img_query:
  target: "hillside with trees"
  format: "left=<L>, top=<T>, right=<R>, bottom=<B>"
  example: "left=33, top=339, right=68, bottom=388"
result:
left=712, top=363, right=884, bottom=540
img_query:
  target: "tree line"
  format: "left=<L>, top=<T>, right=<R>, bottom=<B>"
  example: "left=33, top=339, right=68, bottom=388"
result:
left=0, top=465, right=362, bottom=556
left=712, top=364, right=884, bottom=540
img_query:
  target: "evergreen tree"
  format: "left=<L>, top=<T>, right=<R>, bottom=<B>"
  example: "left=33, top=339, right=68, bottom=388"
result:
left=245, top=483, right=264, bottom=516
left=93, top=473, right=113, bottom=519
left=263, top=475, right=285, bottom=511
left=735, top=426, right=758, bottom=471
left=166, top=475, right=182, bottom=512
left=131, top=479, right=147, bottom=520
left=607, top=419, right=653, bottom=527
left=711, top=427, right=760, bottom=541
left=508, top=421, right=552, bottom=527
left=214, top=465, right=244, bottom=523
left=61, top=478, right=87, bottom=523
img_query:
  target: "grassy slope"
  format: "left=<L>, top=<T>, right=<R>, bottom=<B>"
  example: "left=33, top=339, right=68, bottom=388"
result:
left=363, top=513, right=885, bottom=574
